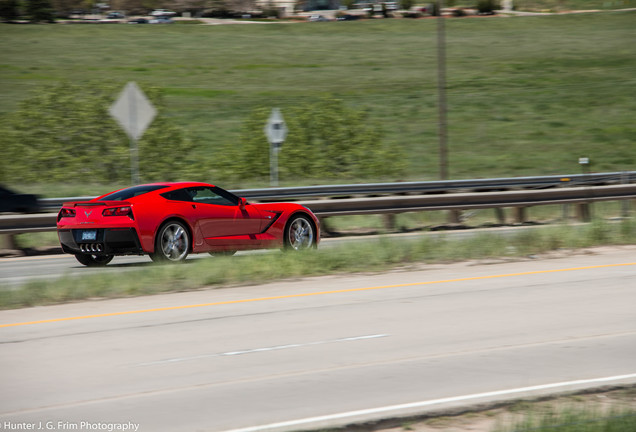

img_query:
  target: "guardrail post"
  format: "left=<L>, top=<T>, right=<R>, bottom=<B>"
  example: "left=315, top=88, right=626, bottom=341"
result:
left=514, top=207, right=526, bottom=224
left=577, top=203, right=591, bottom=222
left=318, top=217, right=333, bottom=235
left=622, top=172, right=631, bottom=217
left=448, top=210, right=462, bottom=224
left=383, top=214, right=396, bottom=231
left=562, top=203, right=570, bottom=221
left=1, top=234, right=19, bottom=251
left=495, top=208, right=506, bottom=225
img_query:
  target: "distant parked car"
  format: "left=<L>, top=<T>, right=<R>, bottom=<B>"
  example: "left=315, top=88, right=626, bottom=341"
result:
left=128, top=17, right=149, bottom=23
left=106, top=11, right=125, bottom=19
left=0, top=186, right=40, bottom=214
left=149, top=16, right=174, bottom=23
left=337, top=14, right=360, bottom=20
left=308, top=14, right=329, bottom=21
left=150, top=9, right=176, bottom=16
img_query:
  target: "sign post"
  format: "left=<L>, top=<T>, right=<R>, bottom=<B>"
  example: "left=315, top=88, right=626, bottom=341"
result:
left=437, top=0, right=448, bottom=181
left=264, top=108, right=288, bottom=187
left=579, top=157, right=592, bottom=221
left=109, top=82, right=157, bottom=184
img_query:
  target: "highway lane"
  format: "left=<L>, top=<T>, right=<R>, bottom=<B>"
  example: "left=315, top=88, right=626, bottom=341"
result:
left=1, top=247, right=635, bottom=431
left=1, top=252, right=172, bottom=287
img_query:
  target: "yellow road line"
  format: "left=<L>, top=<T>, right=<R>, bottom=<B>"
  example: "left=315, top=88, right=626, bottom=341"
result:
left=2, top=262, right=635, bottom=328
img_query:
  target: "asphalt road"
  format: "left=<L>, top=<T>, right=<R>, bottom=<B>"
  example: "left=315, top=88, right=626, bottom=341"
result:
left=0, top=250, right=190, bottom=287
left=1, top=247, right=636, bottom=432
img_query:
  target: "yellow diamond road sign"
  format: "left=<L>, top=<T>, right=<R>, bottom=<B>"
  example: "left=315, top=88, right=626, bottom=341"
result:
left=109, top=82, right=156, bottom=141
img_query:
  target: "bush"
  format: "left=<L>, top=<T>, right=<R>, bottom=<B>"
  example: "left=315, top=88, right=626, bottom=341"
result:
left=0, top=0, right=20, bottom=22
left=402, top=10, right=422, bottom=17
left=26, top=0, right=54, bottom=22
left=220, top=97, right=406, bottom=183
left=453, top=8, right=467, bottom=16
left=261, top=1, right=283, bottom=18
left=477, top=0, right=499, bottom=14
left=0, top=81, right=197, bottom=184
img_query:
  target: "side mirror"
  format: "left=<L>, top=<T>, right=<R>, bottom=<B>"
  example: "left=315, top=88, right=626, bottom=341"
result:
left=238, top=197, right=247, bottom=210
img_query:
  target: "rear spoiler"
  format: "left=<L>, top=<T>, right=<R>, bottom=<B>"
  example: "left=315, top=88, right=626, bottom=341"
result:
left=62, top=201, right=132, bottom=207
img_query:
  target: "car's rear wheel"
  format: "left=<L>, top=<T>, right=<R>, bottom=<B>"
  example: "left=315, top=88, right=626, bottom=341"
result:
left=285, top=214, right=316, bottom=250
left=75, top=254, right=114, bottom=267
left=151, top=221, right=190, bottom=263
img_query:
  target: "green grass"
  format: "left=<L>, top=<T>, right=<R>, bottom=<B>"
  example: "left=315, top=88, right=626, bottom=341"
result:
left=512, top=0, right=636, bottom=11
left=2, top=218, right=636, bottom=310
left=1, top=11, right=635, bottom=193
left=493, top=407, right=636, bottom=432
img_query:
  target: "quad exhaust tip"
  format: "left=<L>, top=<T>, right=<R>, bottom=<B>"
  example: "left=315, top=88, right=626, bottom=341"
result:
left=80, top=243, right=104, bottom=253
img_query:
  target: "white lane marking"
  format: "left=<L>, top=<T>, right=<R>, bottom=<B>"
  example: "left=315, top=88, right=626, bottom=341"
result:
left=138, top=334, right=388, bottom=366
left=221, top=373, right=636, bottom=432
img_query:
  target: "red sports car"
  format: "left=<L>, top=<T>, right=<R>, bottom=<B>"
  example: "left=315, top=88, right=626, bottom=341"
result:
left=57, top=182, right=320, bottom=266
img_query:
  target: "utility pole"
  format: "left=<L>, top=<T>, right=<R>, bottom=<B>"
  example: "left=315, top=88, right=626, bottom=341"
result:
left=437, top=0, right=448, bottom=180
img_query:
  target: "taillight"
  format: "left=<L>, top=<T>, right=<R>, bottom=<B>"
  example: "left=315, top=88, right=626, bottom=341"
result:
left=103, top=206, right=133, bottom=219
left=57, top=208, right=76, bottom=222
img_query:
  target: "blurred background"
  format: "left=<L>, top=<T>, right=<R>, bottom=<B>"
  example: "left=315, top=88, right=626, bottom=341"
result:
left=1, top=0, right=635, bottom=198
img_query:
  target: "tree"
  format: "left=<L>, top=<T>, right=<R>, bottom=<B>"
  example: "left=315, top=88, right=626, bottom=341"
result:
left=117, top=0, right=159, bottom=15
left=26, top=0, right=55, bottom=21
left=170, top=0, right=210, bottom=15
left=50, top=0, right=85, bottom=18
left=400, top=0, right=415, bottom=11
left=477, top=0, right=499, bottom=14
left=0, top=0, right=20, bottom=22
left=221, top=97, right=406, bottom=183
left=0, top=81, right=198, bottom=184
left=226, top=0, right=255, bottom=14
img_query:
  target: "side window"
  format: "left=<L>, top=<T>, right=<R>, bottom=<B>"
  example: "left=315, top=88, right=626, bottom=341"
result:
left=188, top=187, right=237, bottom=206
left=161, top=189, right=193, bottom=202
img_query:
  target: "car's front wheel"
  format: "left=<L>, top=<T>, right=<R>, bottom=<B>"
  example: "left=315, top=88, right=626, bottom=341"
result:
left=75, top=254, right=114, bottom=267
left=285, top=214, right=316, bottom=250
left=151, top=221, right=190, bottom=263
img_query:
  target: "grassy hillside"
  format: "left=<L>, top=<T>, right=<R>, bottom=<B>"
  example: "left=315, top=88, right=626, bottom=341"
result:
left=512, top=0, right=636, bottom=11
left=1, top=11, right=635, bottom=191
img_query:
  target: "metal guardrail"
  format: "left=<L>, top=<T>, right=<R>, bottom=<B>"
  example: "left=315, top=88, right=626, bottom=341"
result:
left=36, top=171, right=636, bottom=210
left=0, top=214, right=56, bottom=235
left=2, top=183, right=636, bottom=236
left=234, top=171, right=636, bottom=200
left=305, top=184, right=636, bottom=216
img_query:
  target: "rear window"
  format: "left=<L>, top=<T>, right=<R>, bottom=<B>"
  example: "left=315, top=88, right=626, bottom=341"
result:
left=99, top=185, right=168, bottom=201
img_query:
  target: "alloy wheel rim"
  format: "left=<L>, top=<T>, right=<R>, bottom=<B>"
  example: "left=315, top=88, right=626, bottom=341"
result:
left=161, top=224, right=188, bottom=260
left=289, top=218, right=313, bottom=250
